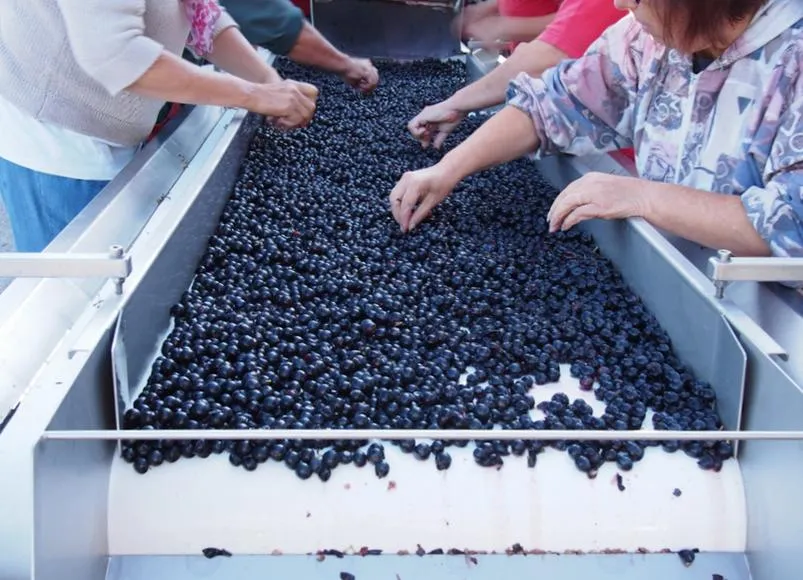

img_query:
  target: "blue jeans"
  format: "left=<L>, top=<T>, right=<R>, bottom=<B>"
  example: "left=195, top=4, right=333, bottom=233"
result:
left=0, top=157, right=109, bottom=252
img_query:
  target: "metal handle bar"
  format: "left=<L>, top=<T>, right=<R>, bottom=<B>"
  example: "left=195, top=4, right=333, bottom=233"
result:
left=709, top=249, right=803, bottom=298
left=0, top=245, right=131, bottom=294
left=41, top=428, right=803, bottom=442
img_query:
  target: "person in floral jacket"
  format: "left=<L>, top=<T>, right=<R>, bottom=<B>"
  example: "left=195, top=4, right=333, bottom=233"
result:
left=390, top=0, right=803, bottom=269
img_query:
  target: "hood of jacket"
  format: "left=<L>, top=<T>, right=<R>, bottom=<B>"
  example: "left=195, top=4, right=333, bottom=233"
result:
left=717, top=0, right=803, bottom=66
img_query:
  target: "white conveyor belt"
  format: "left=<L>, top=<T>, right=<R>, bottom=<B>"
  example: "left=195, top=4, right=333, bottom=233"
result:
left=108, top=366, right=746, bottom=555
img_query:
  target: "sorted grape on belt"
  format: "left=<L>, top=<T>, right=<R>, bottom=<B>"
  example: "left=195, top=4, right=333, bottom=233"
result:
left=122, top=58, right=733, bottom=479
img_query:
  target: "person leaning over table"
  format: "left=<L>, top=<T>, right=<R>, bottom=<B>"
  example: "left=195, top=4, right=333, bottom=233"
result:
left=0, top=0, right=318, bottom=254
left=391, top=0, right=803, bottom=271
left=409, top=0, right=625, bottom=150
left=220, top=0, right=379, bottom=93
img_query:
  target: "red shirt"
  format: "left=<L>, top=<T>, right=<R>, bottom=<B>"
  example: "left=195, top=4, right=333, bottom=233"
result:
left=290, top=0, right=311, bottom=18
left=538, top=0, right=625, bottom=59
left=496, top=0, right=558, bottom=52
left=496, top=0, right=626, bottom=58
left=497, top=0, right=558, bottom=19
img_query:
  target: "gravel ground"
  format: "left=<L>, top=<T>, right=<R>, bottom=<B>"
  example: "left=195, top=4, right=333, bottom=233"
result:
left=0, top=201, right=13, bottom=293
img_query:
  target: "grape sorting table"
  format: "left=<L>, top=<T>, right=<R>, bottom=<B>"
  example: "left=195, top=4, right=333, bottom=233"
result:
left=1, top=4, right=803, bottom=580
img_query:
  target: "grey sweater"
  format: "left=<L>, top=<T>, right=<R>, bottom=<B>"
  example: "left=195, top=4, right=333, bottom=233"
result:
left=0, top=0, right=236, bottom=147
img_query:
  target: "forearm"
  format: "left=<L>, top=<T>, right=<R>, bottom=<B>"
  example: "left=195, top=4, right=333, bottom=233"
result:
left=439, top=105, right=539, bottom=183
left=286, top=22, right=351, bottom=74
left=205, top=27, right=281, bottom=83
left=446, top=40, right=566, bottom=112
left=127, top=50, right=256, bottom=109
left=644, top=183, right=771, bottom=256
left=497, top=15, right=556, bottom=42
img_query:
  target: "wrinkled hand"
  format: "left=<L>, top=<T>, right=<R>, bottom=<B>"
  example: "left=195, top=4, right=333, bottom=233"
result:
left=342, top=58, right=379, bottom=94
left=547, top=172, right=649, bottom=233
left=389, top=165, right=457, bottom=232
left=407, top=102, right=465, bottom=149
left=287, top=79, right=320, bottom=100
left=250, top=79, right=318, bottom=130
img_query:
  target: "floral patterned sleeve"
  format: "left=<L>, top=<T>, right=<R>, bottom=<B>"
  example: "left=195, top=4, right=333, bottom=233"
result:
left=736, top=51, right=803, bottom=258
left=505, top=15, right=642, bottom=158
left=742, top=170, right=803, bottom=259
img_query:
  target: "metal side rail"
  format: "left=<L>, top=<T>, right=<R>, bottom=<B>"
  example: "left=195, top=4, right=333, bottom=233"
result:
left=535, top=153, right=796, bottom=367
left=0, top=105, right=233, bottom=425
left=42, top=428, right=803, bottom=442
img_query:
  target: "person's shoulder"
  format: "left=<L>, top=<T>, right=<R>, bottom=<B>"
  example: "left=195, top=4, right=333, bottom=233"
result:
left=608, top=12, right=649, bottom=41
left=589, top=12, right=661, bottom=58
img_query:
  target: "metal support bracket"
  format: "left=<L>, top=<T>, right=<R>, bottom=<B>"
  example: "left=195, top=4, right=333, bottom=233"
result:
left=0, top=245, right=132, bottom=295
left=708, top=249, right=803, bottom=298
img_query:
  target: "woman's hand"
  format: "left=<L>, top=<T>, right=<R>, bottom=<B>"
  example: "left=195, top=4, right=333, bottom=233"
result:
left=547, top=172, right=650, bottom=232
left=342, top=58, right=379, bottom=94
left=288, top=80, right=320, bottom=100
left=407, top=102, right=465, bottom=149
left=248, top=80, right=319, bottom=129
left=389, top=165, right=458, bottom=233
